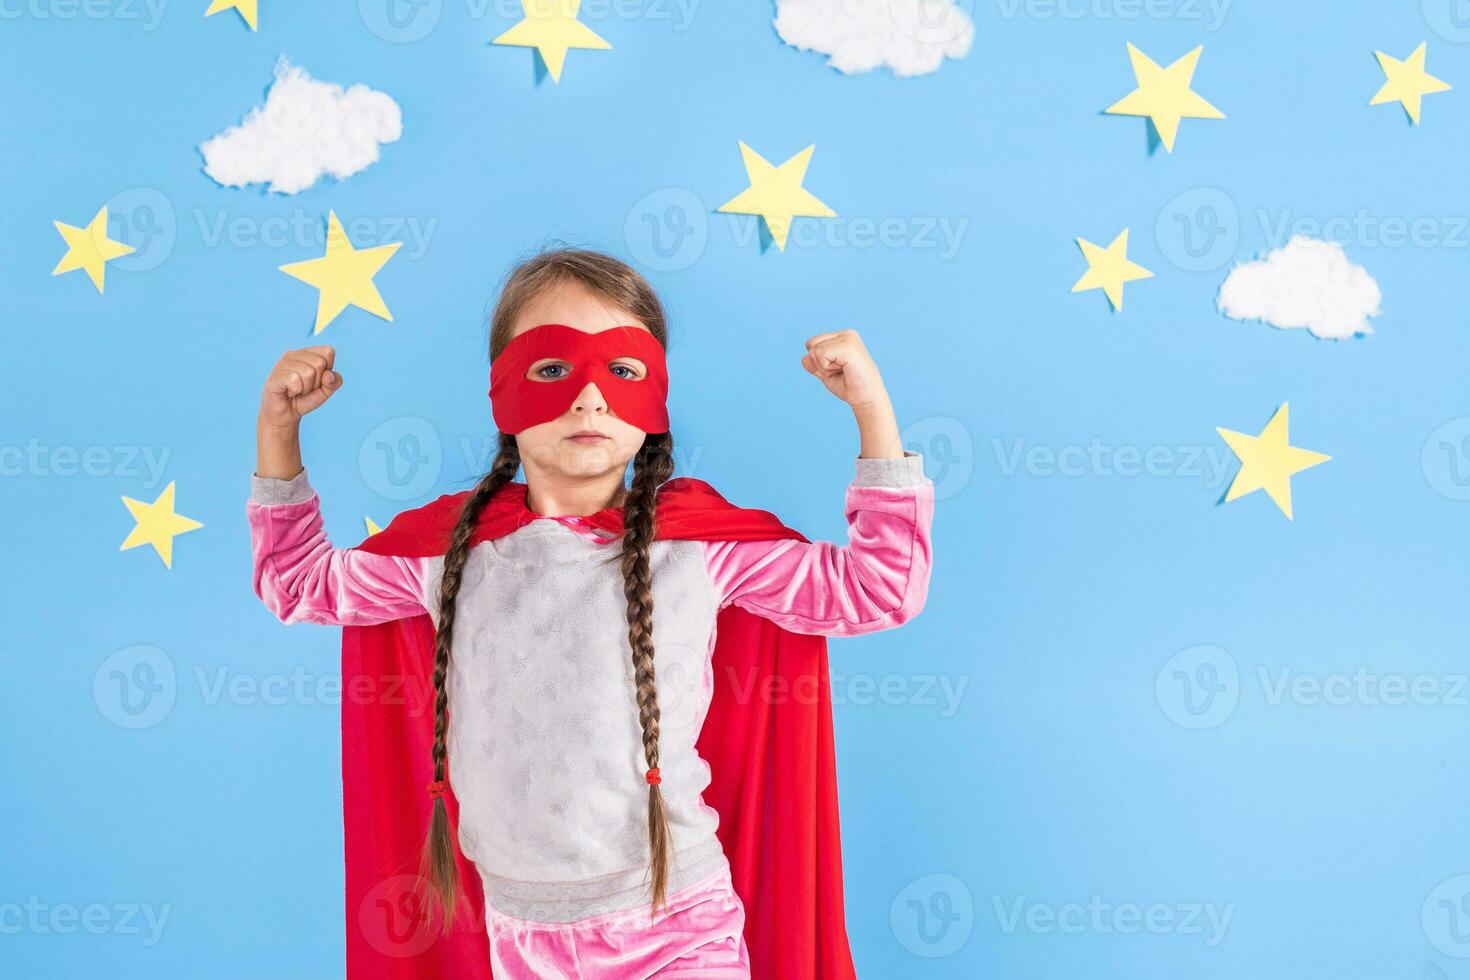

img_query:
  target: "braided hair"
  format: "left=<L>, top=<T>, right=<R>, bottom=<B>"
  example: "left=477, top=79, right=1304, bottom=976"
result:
left=420, top=248, right=677, bottom=930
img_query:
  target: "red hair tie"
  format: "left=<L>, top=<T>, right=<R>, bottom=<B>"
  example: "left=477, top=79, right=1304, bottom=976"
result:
left=644, top=768, right=661, bottom=786
left=427, top=779, right=449, bottom=800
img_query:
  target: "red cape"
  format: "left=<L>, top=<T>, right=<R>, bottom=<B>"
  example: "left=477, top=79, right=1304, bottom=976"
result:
left=339, top=477, right=859, bottom=979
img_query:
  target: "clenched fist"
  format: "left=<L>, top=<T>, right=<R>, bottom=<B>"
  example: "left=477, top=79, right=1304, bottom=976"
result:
left=260, top=345, right=343, bottom=430
left=801, top=329, right=890, bottom=412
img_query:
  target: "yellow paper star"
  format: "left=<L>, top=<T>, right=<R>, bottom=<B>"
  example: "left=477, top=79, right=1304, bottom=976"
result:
left=364, top=517, right=383, bottom=536
left=1370, top=42, right=1451, bottom=124
left=1071, top=229, right=1153, bottom=311
left=120, top=482, right=204, bottom=568
left=717, top=142, right=837, bottom=251
left=1105, top=43, right=1225, bottom=152
left=492, top=0, right=610, bottom=83
left=280, top=211, right=401, bottom=335
left=1216, top=403, right=1330, bottom=521
left=52, top=207, right=134, bottom=294
left=205, top=0, right=257, bottom=30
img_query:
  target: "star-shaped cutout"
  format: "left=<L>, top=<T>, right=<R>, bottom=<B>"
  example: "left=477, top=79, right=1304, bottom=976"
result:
left=364, top=516, right=383, bottom=537
left=279, top=211, right=401, bottom=335
left=716, top=142, right=836, bottom=251
left=1216, top=403, right=1330, bottom=521
left=1370, top=42, right=1451, bottom=124
left=53, top=206, right=135, bottom=294
left=492, top=0, right=610, bottom=83
left=1105, top=43, right=1225, bottom=152
left=1070, top=229, right=1152, bottom=311
left=120, top=482, right=204, bottom=568
left=205, top=0, right=257, bottom=30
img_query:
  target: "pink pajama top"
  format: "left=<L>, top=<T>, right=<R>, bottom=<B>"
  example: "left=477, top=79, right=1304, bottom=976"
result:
left=246, top=453, right=935, bottom=925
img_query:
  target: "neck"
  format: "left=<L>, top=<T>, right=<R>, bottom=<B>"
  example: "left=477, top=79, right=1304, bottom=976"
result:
left=523, top=467, right=627, bottom=518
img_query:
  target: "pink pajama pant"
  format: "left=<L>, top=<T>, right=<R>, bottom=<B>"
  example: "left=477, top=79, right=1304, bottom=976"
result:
left=486, top=864, right=751, bottom=979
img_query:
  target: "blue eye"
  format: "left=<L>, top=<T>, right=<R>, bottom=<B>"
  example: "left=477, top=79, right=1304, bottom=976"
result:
left=531, top=361, right=641, bottom=381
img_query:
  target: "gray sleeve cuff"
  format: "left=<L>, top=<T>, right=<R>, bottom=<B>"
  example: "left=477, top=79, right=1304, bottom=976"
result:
left=853, top=451, right=927, bottom=489
left=250, top=466, right=315, bottom=505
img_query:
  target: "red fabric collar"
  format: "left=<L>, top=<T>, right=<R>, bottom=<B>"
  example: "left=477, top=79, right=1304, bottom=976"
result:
left=340, top=477, right=857, bottom=980
left=354, top=476, right=810, bottom=557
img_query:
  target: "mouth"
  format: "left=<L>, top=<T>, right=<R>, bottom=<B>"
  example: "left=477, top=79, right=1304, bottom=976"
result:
left=565, top=430, right=610, bottom=444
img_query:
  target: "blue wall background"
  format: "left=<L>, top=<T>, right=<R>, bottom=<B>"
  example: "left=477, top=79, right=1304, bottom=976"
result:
left=5, top=1, right=1470, bottom=977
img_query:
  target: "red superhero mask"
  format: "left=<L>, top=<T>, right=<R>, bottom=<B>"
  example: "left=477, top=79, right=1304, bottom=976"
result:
left=488, top=323, right=670, bottom=435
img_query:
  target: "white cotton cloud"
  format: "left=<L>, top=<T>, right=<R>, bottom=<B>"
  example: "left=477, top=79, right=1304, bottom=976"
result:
left=773, top=0, right=975, bottom=78
left=1216, top=236, right=1381, bottom=341
left=200, top=57, right=402, bottom=195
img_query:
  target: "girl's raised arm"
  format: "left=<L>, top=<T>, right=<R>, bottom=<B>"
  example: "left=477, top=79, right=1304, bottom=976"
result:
left=248, top=468, right=430, bottom=626
left=249, top=347, right=431, bottom=626
left=703, top=328, right=936, bottom=637
left=702, top=451, right=934, bottom=637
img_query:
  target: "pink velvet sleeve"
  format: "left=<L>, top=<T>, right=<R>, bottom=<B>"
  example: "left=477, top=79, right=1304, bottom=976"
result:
left=701, top=452, right=934, bottom=637
left=246, top=467, right=431, bottom=626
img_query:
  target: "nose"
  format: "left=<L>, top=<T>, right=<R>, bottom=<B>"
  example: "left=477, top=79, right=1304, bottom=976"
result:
left=569, top=381, right=608, bottom=418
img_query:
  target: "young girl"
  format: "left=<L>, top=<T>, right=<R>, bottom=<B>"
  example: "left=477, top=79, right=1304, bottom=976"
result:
left=248, top=248, right=935, bottom=979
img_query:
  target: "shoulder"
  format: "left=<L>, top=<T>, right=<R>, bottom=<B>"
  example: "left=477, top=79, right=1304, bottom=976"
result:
left=658, top=476, right=731, bottom=507
left=655, top=478, right=809, bottom=545
left=354, top=492, right=466, bottom=557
